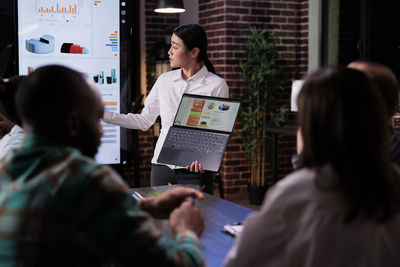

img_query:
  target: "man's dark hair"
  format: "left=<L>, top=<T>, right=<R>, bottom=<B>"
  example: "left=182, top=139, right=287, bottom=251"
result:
left=297, top=67, right=400, bottom=223
left=16, top=65, right=91, bottom=135
left=0, top=75, right=27, bottom=126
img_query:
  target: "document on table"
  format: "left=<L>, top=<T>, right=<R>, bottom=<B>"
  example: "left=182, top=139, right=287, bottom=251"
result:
left=224, top=224, right=243, bottom=237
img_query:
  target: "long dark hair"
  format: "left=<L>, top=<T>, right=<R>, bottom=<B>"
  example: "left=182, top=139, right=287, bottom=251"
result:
left=297, top=67, right=400, bottom=222
left=173, top=24, right=215, bottom=74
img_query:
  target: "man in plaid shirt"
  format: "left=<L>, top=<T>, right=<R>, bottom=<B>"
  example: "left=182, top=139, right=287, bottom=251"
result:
left=0, top=65, right=205, bottom=266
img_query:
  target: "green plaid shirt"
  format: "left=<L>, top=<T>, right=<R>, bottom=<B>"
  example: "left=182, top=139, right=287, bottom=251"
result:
left=0, top=133, right=203, bottom=267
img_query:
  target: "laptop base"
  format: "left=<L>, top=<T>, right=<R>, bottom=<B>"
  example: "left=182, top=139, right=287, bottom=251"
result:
left=157, top=148, right=223, bottom=172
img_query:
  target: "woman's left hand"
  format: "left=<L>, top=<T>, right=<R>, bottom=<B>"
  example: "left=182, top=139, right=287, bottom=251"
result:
left=186, top=160, right=205, bottom=173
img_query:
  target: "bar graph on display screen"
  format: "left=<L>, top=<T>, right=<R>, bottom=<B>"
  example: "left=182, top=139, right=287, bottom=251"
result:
left=36, top=0, right=79, bottom=14
left=106, top=31, right=118, bottom=53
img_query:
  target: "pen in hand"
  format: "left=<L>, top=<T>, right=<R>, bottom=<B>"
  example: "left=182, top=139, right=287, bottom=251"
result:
left=132, top=191, right=144, bottom=200
left=189, top=185, right=206, bottom=205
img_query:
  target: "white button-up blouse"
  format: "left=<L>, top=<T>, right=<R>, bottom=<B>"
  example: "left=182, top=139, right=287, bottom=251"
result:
left=103, top=65, right=229, bottom=168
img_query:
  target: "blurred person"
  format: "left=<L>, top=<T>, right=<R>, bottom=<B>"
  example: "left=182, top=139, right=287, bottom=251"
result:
left=224, top=67, right=400, bottom=267
left=292, top=61, right=400, bottom=169
left=348, top=60, right=400, bottom=164
left=0, top=75, right=26, bottom=160
left=0, top=65, right=205, bottom=266
left=103, top=24, right=229, bottom=194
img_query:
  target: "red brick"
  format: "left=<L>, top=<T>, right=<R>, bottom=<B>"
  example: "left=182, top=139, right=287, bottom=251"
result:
left=257, top=2, right=272, bottom=8
left=226, top=14, right=240, bottom=21
left=273, top=17, right=287, bottom=23
left=242, top=1, right=257, bottom=7
left=226, top=0, right=241, bottom=6
left=281, top=24, right=296, bottom=30
left=282, top=10, right=295, bottom=16
left=226, top=7, right=249, bottom=14
left=267, top=9, right=281, bottom=16
left=273, top=3, right=288, bottom=9
left=251, top=9, right=266, bottom=15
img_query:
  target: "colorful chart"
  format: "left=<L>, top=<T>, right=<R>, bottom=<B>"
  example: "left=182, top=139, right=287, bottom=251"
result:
left=207, top=102, right=215, bottom=109
left=60, top=43, right=88, bottom=54
left=26, top=35, right=55, bottom=54
left=93, top=69, right=117, bottom=85
left=219, top=104, right=230, bottom=111
left=103, top=101, right=118, bottom=113
left=186, top=100, right=205, bottom=126
left=36, top=0, right=79, bottom=14
left=106, top=31, right=118, bottom=53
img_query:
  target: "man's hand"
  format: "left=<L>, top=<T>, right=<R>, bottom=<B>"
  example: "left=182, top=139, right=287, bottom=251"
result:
left=186, top=160, right=205, bottom=173
left=170, top=201, right=205, bottom=237
left=140, top=187, right=204, bottom=219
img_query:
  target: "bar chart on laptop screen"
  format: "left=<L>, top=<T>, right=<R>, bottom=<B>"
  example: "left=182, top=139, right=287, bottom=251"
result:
left=17, top=0, right=125, bottom=164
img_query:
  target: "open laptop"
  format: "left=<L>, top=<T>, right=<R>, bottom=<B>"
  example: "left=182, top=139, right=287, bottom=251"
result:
left=157, top=94, right=241, bottom=172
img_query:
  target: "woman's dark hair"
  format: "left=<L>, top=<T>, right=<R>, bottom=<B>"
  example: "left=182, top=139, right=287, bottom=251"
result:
left=297, top=67, right=400, bottom=222
left=0, top=75, right=27, bottom=126
left=173, top=24, right=215, bottom=74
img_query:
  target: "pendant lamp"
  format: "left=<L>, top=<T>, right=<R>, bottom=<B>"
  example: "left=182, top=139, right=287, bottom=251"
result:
left=154, top=0, right=185, bottom=13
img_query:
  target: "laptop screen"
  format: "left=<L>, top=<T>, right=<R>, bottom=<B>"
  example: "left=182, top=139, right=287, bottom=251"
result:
left=174, top=94, right=240, bottom=132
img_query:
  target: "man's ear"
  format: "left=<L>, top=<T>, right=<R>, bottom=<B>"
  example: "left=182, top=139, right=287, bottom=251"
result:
left=67, top=111, right=79, bottom=137
left=190, top=47, right=200, bottom=60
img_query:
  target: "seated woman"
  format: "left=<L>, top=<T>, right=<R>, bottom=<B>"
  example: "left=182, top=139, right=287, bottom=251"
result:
left=0, top=76, right=26, bottom=160
left=224, top=67, right=400, bottom=267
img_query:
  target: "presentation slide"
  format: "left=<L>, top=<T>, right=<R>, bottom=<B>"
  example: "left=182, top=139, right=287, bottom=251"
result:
left=174, top=96, right=240, bottom=133
left=17, top=0, right=123, bottom=164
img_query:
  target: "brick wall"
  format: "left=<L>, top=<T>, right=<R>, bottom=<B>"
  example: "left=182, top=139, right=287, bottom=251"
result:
left=199, top=0, right=309, bottom=197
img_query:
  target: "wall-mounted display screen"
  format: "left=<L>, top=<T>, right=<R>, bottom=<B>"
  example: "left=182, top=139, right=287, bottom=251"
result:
left=17, top=0, right=131, bottom=165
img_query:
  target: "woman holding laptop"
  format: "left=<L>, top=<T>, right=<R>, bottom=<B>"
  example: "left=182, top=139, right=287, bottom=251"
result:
left=103, top=24, right=229, bottom=193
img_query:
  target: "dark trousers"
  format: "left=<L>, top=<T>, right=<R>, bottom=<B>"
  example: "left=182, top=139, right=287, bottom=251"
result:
left=151, top=164, right=214, bottom=194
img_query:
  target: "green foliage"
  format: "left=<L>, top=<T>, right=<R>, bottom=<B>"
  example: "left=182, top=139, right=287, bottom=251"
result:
left=238, top=27, right=288, bottom=186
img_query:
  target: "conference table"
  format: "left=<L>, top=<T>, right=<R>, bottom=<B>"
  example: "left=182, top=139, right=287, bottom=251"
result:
left=127, top=185, right=257, bottom=267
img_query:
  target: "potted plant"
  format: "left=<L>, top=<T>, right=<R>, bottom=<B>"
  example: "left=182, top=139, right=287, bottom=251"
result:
left=239, top=27, right=288, bottom=205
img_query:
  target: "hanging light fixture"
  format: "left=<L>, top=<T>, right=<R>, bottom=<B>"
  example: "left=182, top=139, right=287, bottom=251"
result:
left=154, top=0, right=185, bottom=14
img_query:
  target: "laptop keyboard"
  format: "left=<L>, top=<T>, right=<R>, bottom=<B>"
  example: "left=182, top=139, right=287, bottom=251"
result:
left=165, top=128, right=227, bottom=153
